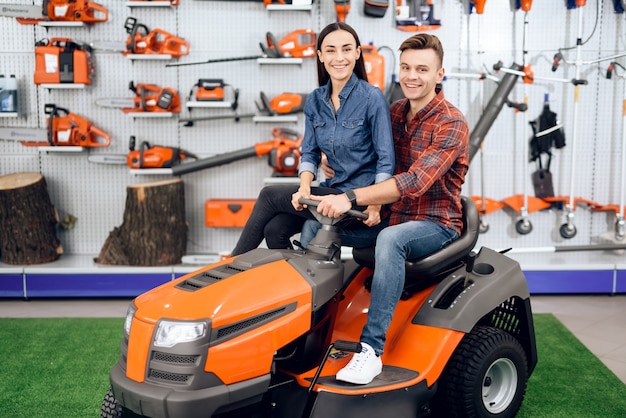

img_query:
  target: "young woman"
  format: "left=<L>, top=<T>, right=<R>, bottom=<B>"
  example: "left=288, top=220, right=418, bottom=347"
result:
left=231, top=22, right=394, bottom=256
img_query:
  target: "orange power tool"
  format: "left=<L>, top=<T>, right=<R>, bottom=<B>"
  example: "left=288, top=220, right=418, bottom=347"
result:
left=0, top=104, right=110, bottom=147
left=2, top=0, right=108, bottom=25
left=127, top=137, right=197, bottom=169
left=123, top=17, right=189, bottom=57
left=34, top=38, right=94, bottom=85
left=95, top=82, right=181, bottom=114
left=171, top=128, right=302, bottom=176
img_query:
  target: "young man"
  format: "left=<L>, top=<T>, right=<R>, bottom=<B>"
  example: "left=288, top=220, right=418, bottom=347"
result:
left=309, top=33, right=470, bottom=385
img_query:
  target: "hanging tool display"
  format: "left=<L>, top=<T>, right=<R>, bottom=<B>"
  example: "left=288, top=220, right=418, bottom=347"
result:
left=0, top=104, right=110, bottom=147
left=95, top=82, right=181, bottom=114
left=395, top=0, right=441, bottom=32
left=549, top=1, right=626, bottom=238
left=334, top=0, right=350, bottom=22
left=470, top=0, right=486, bottom=14
left=89, top=17, right=189, bottom=58
left=166, top=29, right=315, bottom=67
left=171, top=128, right=302, bottom=176
left=34, top=38, right=94, bottom=85
left=0, top=0, right=108, bottom=25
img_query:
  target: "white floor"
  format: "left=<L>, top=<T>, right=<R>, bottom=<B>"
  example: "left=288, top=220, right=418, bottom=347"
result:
left=1, top=294, right=625, bottom=385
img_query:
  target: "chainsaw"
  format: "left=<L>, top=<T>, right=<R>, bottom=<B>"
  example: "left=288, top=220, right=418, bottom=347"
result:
left=171, top=127, right=302, bottom=176
left=90, top=17, right=189, bottom=58
left=96, top=81, right=181, bottom=114
left=34, top=38, right=95, bottom=85
left=0, top=0, right=108, bottom=25
left=167, top=29, right=315, bottom=67
left=127, top=137, right=197, bottom=169
left=0, top=104, right=110, bottom=147
left=395, top=0, right=441, bottom=31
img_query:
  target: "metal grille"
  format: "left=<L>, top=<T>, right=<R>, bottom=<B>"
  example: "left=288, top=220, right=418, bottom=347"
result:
left=489, top=297, right=522, bottom=336
left=149, top=370, right=190, bottom=384
left=153, top=351, right=198, bottom=365
left=216, top=307, right=286, bottom=339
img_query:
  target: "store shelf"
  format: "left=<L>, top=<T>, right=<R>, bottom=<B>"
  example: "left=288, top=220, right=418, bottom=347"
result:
left=2, top=251, right=625, bottom=299
left=0, top=112, right=18, bottom=118
left=253, top=115, right=298, bottom=123
left=126, top=54, right=175, bottom=61
left=126, top=1, right=175, bottom=7
left=127, top=112, right=175, bottom=118
left=39, top=84, right=87, bottom=89
left=39, top=21, right=85, bottom=27
left=186, top=101, right=233, bottom=109
left=39, top=146, right=85, bottom=153
left=265, top=4, right=313, bottom=11
left=257, top=58, right=304, bottom=65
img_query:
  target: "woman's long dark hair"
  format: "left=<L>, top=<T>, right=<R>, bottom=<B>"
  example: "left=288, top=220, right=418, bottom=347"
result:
left=316, top=22, right=368, bottom=87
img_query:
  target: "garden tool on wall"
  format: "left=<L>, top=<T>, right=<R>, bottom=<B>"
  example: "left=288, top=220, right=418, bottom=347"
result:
left=34, top=38, right=94, bottom=85
left=127, top=137, right=197, bottom=169
left=364, top=0, right=389, bottom=17
left=550, top=1, right=626, bottom=238
left=256, top=92, right=306, bottom=116
left=166, top=29, right=315, bottom=67
left=593, top=62, right=626, bottom=244
left=89, top=17, right=189, bottom=59
left=395, top=0, right=441, bottom=32
left=0, top=0, right=108, bottom=25
left=0, top=104, right=110, bottom=147
left=334, top=0, right=350, bottom=22
left=529, top=94, right=566, bottom=199
left=95, top=82, right=181, bottom=114
left=171, top=128, right=302, bottom=176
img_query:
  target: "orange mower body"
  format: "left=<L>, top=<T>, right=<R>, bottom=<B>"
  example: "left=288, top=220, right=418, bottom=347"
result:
left=102, top=197, right=537, bottom=418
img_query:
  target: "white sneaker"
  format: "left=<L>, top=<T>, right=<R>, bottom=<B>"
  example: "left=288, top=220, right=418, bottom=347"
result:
left=335, top=342, right=382, bottom=385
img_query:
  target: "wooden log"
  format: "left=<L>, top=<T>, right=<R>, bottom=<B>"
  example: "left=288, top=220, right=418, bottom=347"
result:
left=95, top=178, right=187, bottom=266
left=0, top=172, right=63, bottom=265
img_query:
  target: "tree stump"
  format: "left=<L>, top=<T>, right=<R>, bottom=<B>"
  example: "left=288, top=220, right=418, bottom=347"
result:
left=95, top=178, right=187, bottom=266
left=0, top=172, right=63, bottom=265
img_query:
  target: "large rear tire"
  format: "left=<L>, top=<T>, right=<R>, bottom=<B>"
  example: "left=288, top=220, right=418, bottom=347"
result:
left=432, top=326, right=528, bottom=418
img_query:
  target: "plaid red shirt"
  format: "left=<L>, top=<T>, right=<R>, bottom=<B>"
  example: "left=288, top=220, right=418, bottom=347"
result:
left=387, top=88, right=469, bottom=234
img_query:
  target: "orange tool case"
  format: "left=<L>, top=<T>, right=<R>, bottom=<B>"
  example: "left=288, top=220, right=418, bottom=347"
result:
left=205, top=199, right=256, bottom=228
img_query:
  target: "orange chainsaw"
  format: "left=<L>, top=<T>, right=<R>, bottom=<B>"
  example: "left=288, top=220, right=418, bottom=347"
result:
left=0, top=0, right=108, bottom=25
left=89, top=17, right=189, bottom=58
left=127, top=137, right=197, bottom=169
left=171, top=127, right=302, bottom=176
left=96, top=82, right=181, bottom=114
left=0, top=104, right=110, bottom=147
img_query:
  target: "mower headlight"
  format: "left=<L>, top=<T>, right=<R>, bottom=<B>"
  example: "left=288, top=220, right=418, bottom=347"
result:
left=124, top=303, right=137, bottom=335
left=154, top=320, right=207, bottom=348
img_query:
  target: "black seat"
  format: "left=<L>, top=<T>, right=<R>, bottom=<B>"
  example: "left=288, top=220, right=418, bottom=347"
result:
left=352, top=196, right=480, bottom=289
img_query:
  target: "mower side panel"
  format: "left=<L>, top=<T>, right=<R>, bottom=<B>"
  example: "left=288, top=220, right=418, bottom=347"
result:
left=412, top=247, right=530, bottom=333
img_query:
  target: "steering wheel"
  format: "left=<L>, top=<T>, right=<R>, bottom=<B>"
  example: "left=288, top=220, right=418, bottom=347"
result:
left=298, top=197, right=368, bottom=225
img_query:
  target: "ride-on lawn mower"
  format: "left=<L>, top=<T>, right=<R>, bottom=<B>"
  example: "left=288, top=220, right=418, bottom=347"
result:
left=101, top=196, right=537, bottom=418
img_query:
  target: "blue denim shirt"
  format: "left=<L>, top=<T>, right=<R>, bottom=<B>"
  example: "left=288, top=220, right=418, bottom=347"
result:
left=298, top=73, right=394, bottom=192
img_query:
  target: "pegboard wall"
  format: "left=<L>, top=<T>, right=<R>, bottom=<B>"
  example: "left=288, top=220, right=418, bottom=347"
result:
left=1, top=0, right=625, bottom=264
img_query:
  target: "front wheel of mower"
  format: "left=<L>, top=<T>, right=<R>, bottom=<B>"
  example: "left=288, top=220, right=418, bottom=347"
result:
left=101, top=387, right=143, bottom=418
left=433, top=326, right=528, bottom=418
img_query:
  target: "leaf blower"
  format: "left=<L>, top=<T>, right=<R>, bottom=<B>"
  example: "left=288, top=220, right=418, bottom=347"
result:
left=171, top=128, right=302, bottom=176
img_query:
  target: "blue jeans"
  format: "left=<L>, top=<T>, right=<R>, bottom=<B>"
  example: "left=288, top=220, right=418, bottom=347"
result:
left=300, top=218, right=389, bottom=249
left=361, top=220, right=458, bottom=356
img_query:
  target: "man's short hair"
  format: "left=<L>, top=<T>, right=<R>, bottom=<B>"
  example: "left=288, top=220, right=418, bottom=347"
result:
left=399, top=34, right=444, bottom=68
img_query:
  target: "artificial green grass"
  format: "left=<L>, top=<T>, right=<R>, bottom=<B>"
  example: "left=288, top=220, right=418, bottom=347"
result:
left=0, top=317, right=123, bottom=418
left=0, top=314, right=624, bottom=417
left=518, top=314, right=626, bottom=417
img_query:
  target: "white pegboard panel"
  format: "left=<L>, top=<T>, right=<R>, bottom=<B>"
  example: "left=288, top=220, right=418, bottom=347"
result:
left=1, top=0, right=626, bottom=266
